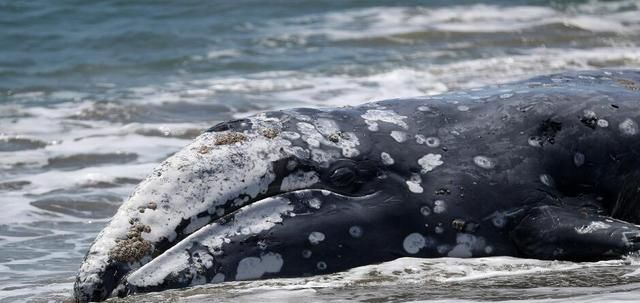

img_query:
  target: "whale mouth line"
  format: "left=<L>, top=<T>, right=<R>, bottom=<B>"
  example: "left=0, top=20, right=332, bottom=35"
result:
left=149, top=188, right=380, bottom=262
left=183, top=187, right=381, bottom=236
left=119, top=188, right=382, bottom=292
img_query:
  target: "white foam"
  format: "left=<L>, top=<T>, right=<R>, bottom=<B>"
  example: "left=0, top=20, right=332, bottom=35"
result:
left=260, top=3, right=639, bottom=44
left=147, top=256, right=640, bottom=303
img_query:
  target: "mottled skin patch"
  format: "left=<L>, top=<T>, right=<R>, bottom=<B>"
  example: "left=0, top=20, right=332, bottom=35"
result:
left=76, top=70, right=640, bottom=302
left=214, top=132, right=246, bottom=145
left=616, top=78, right=639, bottom=91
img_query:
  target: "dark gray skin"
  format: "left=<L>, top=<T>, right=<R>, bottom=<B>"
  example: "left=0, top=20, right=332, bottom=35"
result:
left=75, top=69, right=640, bottom=301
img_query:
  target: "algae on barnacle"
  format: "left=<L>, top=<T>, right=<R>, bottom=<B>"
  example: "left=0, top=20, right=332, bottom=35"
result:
left=109, top=223, right=152, bottom=263
left=327, top=132, right=349, bottom=143
left=259, top=128, right=279, bottom=139
left=198, top=145, right=211, bottom=154
left=214, top=132, right=246, bottom=145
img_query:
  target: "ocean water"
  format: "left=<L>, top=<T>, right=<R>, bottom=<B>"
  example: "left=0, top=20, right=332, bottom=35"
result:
left=1, top=0, right=640, bottom=302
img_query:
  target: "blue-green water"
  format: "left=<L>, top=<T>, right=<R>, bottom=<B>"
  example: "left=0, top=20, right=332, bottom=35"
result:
left=1, top=1, right=640, bottom=302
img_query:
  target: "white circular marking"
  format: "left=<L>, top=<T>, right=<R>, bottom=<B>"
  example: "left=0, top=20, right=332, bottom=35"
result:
left=492, top=214, right=506, bottom=228
left=316, top=261, right=327, bottom=270
left=484, top=246, right=494, bottom=254
left=433, top=200, right=446, bottom=214
left=457, top=105, right=470, bottom=112
left=420, top=206, right=431, bottom=217
left=425, top=137, right=440, bottom=148
left=597, top=119, right=609, bottom=128
left=403, top=233, right=426, bottom=254
left=417, top=106, right=430, bottom=111
left=380, top=152, right=394, bottom=165
left=349, top=226, right=363, bottom=238
left=308, top=232, right=325, bottom=245
left=416, top=134, right=439, bottom=146
left=473, top=155, right=495, bottom=169
left=302, top=250, right=312, bottom=259
left=435, top=225, right=445, bottom=234
left=619, top=118, right=638, bottom=135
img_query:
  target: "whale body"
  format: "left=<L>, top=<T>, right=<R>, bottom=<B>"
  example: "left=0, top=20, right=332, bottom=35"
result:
left=75, top=69, right=640, bottom=302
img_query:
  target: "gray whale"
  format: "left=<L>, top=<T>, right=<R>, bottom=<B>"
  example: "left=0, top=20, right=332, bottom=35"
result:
left=75, top=69, right=640, bottom=302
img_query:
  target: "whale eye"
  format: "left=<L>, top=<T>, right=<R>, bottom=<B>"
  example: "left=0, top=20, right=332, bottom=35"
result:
left=329, top=166, right=357, bottom=187
left=206, top=119, right=251, bottom=132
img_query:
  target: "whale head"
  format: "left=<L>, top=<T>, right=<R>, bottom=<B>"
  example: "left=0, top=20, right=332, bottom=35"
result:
left=74, top=105, right=424, bottom=302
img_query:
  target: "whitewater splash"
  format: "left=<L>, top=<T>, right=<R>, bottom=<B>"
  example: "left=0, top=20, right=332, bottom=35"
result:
left=105, top=256, right=640, bottom=303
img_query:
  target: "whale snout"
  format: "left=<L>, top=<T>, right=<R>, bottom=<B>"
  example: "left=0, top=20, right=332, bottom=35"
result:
left=74, top=123, right=310, bottom=302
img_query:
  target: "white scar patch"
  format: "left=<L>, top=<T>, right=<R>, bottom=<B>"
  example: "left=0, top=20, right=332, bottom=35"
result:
left=418, top=154, right=443, bottom=173
left=473, top=155, right=495, bottom=169
left=361, top=109, right=408, bottom=129
left=390, top=131, right=407, bottom=143
left=235, top=252, right=284, bottom=280
left=447, top=233, right=485, bottom=258
left=619, top=118, right=638, bottom=135
left=575, top=222, right=611, bottom=234
left=406, top=173, right=423, bottom=193
left=457, top=105, right=470, bottom=111
left=433, top=200, right=446, bottom=214
left=280, top=171, right=320, bottom=192
left=296, top=121, right=360, bottom=159
left=365, top=120, right=379, bottom=131
left=308, top=231, right=326, bottom=245
left=539, top=174, right=554, bottom=187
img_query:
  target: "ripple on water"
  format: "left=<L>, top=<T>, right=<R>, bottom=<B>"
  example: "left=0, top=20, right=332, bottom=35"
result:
left=0, top=136, right=47, bottom=152
left=103, top=256, right=640, bottom=303
left=0, top=180, right=31, bottom=191
left=67, top=101, right=233, bottom=124
left=30, top=194, right=122, bottom=219
left=45, top=153, right=139, bottom=170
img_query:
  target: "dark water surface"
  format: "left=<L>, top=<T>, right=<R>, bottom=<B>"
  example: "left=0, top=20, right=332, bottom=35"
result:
left=1, top=0, right=640, bottom=302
